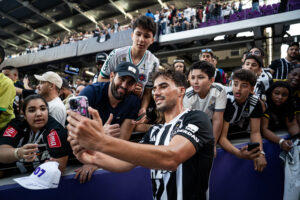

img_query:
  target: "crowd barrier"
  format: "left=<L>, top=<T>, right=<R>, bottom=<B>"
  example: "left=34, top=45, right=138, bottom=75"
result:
left=0, top=134, right=287, bottom=200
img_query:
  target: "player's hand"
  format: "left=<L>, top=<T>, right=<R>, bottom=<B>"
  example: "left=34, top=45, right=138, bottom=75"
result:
left=67, top=107, right=104, bottom=151
left=280, top=140, right=293, bottom=152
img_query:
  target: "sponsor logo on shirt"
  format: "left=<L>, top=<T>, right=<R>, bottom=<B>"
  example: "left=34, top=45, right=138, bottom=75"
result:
left=47, top=129, right=62, bottom=148
left=139, top=74, right=147, bottom=82
left=186, top=124, right=199, bottom=133
left=3, top=126, right=18, bottom=138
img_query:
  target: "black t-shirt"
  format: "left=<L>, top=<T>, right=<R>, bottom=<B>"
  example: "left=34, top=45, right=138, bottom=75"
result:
left=224, top=92, right=263, bottom=136
left=264, top=108, right=290, bottom=132
left=0, top=116, right=70, bottom=173
left=140, top=110, right=214, bottom=200
left=269, top=58, right=293, bottom=79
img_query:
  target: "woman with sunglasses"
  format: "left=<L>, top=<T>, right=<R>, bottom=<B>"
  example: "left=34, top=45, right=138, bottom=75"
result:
left=0, top=95, right=70, bottom=174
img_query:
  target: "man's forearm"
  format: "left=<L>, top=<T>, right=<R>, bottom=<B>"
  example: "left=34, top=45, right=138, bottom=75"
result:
left=141, top=88, right=152, bottom=110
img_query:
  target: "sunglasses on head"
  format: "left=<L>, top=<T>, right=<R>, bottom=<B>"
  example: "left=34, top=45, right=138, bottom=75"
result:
left=201, top=49, right=212, bottom=53
left=174, top=59, right=184, bottom=63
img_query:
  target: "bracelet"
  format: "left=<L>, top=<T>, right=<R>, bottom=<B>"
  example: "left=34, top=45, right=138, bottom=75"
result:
left=14, top=148, right=20, bottom=160
left=279, top=139, right=285, bottom=147
left=260, top=151, right=265, bottom=156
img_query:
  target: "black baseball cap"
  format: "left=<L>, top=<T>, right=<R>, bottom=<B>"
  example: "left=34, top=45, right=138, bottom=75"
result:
left=61, top=78, right=71, bottom=90
left=96, top=52, right=107, bottom=63
left=115, top=62, right=139, bottom=82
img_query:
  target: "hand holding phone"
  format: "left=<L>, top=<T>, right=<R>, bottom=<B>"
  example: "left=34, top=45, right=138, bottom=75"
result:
left=247, top=142, right=260, bottom=152
left=135, top=113, right=146, bottom=121
left=69, top=96, right=90, bottom=118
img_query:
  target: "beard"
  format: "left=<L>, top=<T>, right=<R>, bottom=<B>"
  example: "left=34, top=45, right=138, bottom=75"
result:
left=156, top=97, right=177, bottom=112
left=111, top=79, right=128, bottom=100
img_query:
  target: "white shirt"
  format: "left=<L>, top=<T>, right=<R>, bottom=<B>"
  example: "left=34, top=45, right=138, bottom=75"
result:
left=100, top=46, right=160, bottom=90
left=48, top=97, right=67, bottom=127
left=183, top=83, right=227, bottom=119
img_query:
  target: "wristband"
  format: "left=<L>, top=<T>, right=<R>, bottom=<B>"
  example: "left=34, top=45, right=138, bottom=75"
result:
left=260, top=151, right=265, bottom=156
left=279, top=139, right=285, bottom=147
left=14, top=148, right=21, bottom=160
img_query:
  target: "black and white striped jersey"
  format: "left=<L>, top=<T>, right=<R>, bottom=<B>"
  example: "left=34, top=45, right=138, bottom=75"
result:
left=140, top=109, right=214, bottom=200
left=269, top=58, right=292, bottom=80
left=224, top=92, right=263, bottom=134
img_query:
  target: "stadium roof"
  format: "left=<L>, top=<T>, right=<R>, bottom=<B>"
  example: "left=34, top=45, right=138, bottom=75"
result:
left=0, top=0, right=202, bottom=55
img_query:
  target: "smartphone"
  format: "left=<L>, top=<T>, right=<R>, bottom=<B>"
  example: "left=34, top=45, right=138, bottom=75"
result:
left=69, top=96, right=90, bottom=118
left=136, top=113, right=146, bottom=121
left=247, top=142, right=260, bottom=151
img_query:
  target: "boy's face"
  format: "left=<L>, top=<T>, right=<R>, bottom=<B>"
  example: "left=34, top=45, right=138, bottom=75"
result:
left=189, top=69, right=213, bottom=95
left=242, top=58, right=261, bottom=75
left=232, top=79, right=253, bottom=104
left=131, top=27, right=154, bottom=53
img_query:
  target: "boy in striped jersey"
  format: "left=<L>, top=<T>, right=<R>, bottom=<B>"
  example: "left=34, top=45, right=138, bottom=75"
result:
left=68, top=70, right=214, bottom=200
left=219, top=69, right=267, bottom=172
left=98, top=16, right=159, bottom=123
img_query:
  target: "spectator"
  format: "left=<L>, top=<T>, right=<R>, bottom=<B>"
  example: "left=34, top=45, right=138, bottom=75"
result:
left=242, top=55, right=272, bottom=100
left=183, top=61, right=227, bottom=156
left=261, top=81, right=299, bottom=152
left=145, top=9, right=155, bottom=20
left=34, top=71, right=66, bottom=127
left=75, top=85, right=85, bottom=96
left=172, top=59, right=186, bottom=74
left=93, top=27, right=101, bottom=37
left=93, top=52, right=108, bottom=83
left=199, top=49, right=222, bottom=84
left=98, top=16, right=159, bottom=124
left=0, top=95, right=69, bottom=173
left=252, top=0, right=260, bottom=12
left=180, top=13, right=190, bottom=31
left=196, top=2, right=204, bottom=24
left=68, top=70, right=214, bottom=199
left=113, top=19, right=121, bottom=33
left=205, top=0, right=214, bottom=22
left=213, top=1, right=222, bottom=21
left=75, top=78, right=82, bottom=88
left=169, top=4, right=177, bottom=24
left=183, top=5, right=192, bottom=23
left=60, top=78, right=75, bottom=111
left=0, top=46, right=16, bottom=131
left=219, top=69, right=267, bottom=172
left=1, top=66, right=24, bottom=116
left=76, top=62, right=141, bottom=183
left=213, top=57, right=227, bottom=85
left=154, top=10, right=160, bottom=23
left=238, top=0, right=243, bottom=12
left=287, top=68, right=300, bottom=126
left=170, top=16, right=181, bottom=33
left=269, top=42, right=299, bottom=80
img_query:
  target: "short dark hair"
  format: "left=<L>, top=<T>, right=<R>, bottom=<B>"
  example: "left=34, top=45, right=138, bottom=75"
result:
left=249, top=46, right=265, bottom=57
left=22, top=95, right=48, bottom=114
left=1, top=65, right=17, bottom=71
left=244, top=54, right=263, bottom=68
left=152, top=69, right=188, bottom=88
left=189, top=61, right=215, bottom=79
left=133, top=16, right=156, bottom=37
left=288, top=42, right=299, bottom=49
left=232, top=69, right=257, bottom=87
left=0, top=45, right=4, bottom=65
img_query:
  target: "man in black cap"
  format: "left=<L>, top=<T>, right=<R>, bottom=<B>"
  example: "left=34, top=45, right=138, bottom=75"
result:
left=93, top=52, right=108, bottom=83
left=60, top=78, right=75, bottom=110
left=74, top=62, right=141, bottom=183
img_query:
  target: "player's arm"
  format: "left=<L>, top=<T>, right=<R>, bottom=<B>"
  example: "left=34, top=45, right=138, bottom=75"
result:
left=50, top=156, right=68, bottom=173
left=67, top=108, right=196, bottom=171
